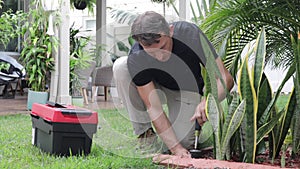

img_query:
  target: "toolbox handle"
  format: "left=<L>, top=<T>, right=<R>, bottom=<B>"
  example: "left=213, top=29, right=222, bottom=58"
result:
left=30, top=112, right=39, bottom=119
left=46, top=101, right=66, bottom=108
left=43, top=117, right=52, bottom=124
left=60, top=108, right=92, bottom=116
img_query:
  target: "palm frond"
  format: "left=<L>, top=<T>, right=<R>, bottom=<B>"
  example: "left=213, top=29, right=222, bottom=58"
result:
left=109, top=9, right=138, bottom=25
left=201, top=0, right=300, bottom=74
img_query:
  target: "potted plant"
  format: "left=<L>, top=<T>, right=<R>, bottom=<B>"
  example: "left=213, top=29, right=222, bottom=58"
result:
left=70, top=0, right=96, bottom=13
left=69, top=25, right=95, bottom=106
left=19, top=1, right=59, bottom=110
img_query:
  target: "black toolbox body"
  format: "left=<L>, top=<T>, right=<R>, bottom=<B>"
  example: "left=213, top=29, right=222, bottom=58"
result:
left=31, top=103, right=98, bottom=156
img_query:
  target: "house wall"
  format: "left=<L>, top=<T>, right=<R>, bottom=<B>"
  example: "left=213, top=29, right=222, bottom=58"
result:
left=69, top=1, right=293, bottom=94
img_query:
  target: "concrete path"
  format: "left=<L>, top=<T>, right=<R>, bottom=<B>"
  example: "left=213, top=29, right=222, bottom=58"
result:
left=0, top=93, right=120, bottom=116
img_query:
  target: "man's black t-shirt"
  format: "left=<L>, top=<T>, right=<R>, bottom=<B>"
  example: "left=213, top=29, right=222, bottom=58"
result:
left=127, top=21, right=218, bottom=95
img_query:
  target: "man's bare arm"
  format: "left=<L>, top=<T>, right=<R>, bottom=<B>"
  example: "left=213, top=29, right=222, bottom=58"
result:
left=137, top=81, right=190, bottom=157
left=191, top=57, right=234, bottom=125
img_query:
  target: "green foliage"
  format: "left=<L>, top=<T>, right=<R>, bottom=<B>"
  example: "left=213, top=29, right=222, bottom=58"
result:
left=236, top=28, right=297, bottom=163
left=69, top=25, right=94, bottom=96
left=204, top=28, right=289, bottom=163
left=107, top=34, right=135, bottom=63
left=109, top=9, right=138, bottom=25
left=90, top=44, right=105, bottom=67
left=237, top=28, right=283, bottom=163
left=206, top=93, right=245, bottom=160
left=190, top=0, right=217, bottom=25
left=291, top=33, right=300, bottom=156
left=238, top=40, right=259, bottom=163
left=19, top=1, right=59, bottom=92
left=0, top=62, right=9, bottom=72
left=200, top=20, right=245, bottom=160
left=0, top=9, right=27, bottom=49
left=270, top=90, right=296, bottom=159
left=200, top=0, right=300, bottom=74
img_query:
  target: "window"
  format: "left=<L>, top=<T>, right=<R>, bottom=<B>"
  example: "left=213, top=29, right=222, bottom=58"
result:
left=85, top=19, right=96, bottom=30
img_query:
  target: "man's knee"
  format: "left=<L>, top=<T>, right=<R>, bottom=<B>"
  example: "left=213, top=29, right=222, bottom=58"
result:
left=113, top=56, right=128, bottom=80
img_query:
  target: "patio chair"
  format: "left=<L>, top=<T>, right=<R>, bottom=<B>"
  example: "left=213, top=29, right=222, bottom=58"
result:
left=0, top=53, right=25, bottom=99
left=92, top=65, right=115, bottom=101
left=75, top=60, right=96, bottom=104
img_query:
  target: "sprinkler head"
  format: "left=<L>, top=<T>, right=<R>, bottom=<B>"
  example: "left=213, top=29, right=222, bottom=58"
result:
left=189, top=149, right=202, bottom=158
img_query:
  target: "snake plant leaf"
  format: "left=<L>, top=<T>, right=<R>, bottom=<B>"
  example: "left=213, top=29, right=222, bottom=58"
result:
left=257, top=109, right=284, bottom=144
left=221, top=99, right=246, bottom=159
left=238, top=52, right=257, bottom=163
left=257, top=73, right=272, bottom=125
left=200, top=34, right=218, bottom=100
left=291, top=33, right=300, bottom=155
left=221, top=93, right=239, bottom=143
left=258, top=62, right=295, bottom=125
left=206, top=94, right=222, bottom=159
left=200, top=33, right=230, bottom=101
left=273, top=89, right=296, bottom=158
left=253, top=28, right=266, bottom=93
left=202, top=67, right=211, bottom=97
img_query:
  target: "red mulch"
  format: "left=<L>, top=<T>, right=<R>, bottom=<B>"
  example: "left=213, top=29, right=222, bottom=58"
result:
left=153, top=148, right=300, bottom=169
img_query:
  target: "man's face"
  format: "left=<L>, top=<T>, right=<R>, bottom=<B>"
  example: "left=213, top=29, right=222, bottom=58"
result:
left=141, top=35, right=173, bottom=62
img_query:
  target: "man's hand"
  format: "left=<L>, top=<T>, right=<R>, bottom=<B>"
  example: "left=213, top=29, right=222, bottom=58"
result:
left=190, top=99, right=207, bottom=126
left=170, top=144, right=191, bottom=158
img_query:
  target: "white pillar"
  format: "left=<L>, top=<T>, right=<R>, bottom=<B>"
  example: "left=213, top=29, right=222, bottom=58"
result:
left=49, top=0, right=71, bottom=104
left=96, top=0, right=110, bottom=66
left=179, top=0, right=190, bottom=21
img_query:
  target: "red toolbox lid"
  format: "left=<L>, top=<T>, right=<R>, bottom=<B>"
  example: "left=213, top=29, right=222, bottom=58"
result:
left=31, top=103, right=98, bottom=124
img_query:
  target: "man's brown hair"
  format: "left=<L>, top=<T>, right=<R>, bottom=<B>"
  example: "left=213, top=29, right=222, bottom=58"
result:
left=131, top=11, right=170, bottom=46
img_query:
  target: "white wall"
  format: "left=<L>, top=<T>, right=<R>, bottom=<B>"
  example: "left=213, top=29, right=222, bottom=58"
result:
left=265, top=65, right=293, bottom=94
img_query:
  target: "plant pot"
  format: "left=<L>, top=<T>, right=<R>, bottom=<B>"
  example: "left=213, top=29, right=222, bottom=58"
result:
left=72, top=96, right=84, bottom=107
left=73, top=1, right=87, bottom=10
left=27, top=89, right=49, bottom=110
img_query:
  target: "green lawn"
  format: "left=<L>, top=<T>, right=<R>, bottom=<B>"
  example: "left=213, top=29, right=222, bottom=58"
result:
left=0, top=94, right=290, bottom=168
left=0, top=109, right=161, bottom=169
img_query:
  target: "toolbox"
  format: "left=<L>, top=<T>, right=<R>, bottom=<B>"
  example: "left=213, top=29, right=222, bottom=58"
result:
left=31, top=102, right=98, bottom=156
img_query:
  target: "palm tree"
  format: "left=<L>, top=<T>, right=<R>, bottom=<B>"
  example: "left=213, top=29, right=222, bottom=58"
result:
left=200, top=0, right=300, bottom=160
left=200, top=0, right=300, bottom=76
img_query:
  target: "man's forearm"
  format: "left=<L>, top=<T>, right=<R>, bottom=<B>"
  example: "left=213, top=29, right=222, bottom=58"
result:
left=136, top=82, right=186, bottom=154
left=215, top=58, right=234, bottom=101
left=148, top=109, right=182, bottom=152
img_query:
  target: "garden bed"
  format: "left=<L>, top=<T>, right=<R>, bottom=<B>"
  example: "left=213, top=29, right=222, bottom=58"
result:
left=153, top=148, right=300, bottom=169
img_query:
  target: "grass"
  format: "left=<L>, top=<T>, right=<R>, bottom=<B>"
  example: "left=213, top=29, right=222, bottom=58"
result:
left=0, top=94, right=290, bottom=168
left=0, top=109, right=161, bottom=169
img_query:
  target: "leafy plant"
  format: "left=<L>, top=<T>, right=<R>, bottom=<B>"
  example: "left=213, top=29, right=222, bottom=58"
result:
left=0, top=9, right=27, bottom=50
left=290, top=32, right=300, bottom=157
left=109, top=9, right=138, bottom=26
left=199, top=22, right=246, bottom=161
left=200, top=0, right=300, bottom=76
left=108, top=36, right=135, bottom=63
left=206, top=93, right=245, bottom=160
left=69, top=25, right=93, bottom=96
left=203, top=27, right=289, bottom=163
left=235, top=28, right=300, bottom=164
left=19, top=1, right=59, bottom=92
